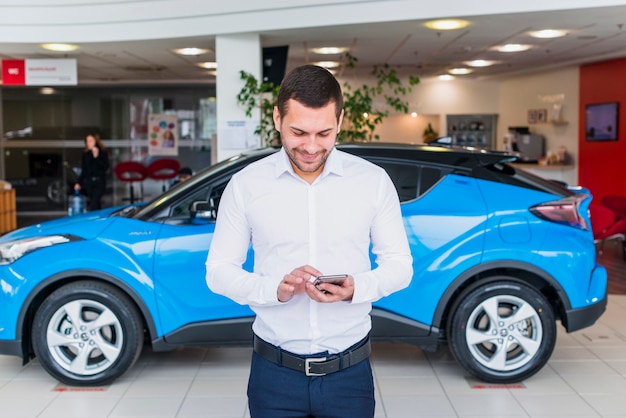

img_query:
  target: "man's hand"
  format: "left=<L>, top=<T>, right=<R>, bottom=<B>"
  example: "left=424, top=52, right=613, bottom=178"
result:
left=277, top=265, right=321, bottom=302
left=305, top=275, right=354, bottom=303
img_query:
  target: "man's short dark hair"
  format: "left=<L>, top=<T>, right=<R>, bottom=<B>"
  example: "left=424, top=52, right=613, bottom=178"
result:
left=277, top=65, right=343, bottom=122
left=178, top=167, right=192, bottom=176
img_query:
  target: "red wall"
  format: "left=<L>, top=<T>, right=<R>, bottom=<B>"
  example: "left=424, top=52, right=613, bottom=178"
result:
left=579, top=57, right=626, bottom=203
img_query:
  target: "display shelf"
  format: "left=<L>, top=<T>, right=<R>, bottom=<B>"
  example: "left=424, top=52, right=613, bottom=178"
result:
left=446, top=114, right=497, bottom=149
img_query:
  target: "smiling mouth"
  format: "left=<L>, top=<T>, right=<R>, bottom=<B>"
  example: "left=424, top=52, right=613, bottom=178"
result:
left=298, top=152, right=320, bottom=163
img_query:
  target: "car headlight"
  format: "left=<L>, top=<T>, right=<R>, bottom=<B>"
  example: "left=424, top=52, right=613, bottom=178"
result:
left=0, top=235, right=83, bottom=265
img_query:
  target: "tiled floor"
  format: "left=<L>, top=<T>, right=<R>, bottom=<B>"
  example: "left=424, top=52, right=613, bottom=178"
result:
left=0, top=294, right=625, bottom=417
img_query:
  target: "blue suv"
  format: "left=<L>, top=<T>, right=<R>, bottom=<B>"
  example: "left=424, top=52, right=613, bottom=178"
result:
left=0, top=143, right=607, bottom=386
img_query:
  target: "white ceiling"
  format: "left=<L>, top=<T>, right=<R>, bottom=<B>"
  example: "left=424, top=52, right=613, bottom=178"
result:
left=1, top=5, right=625, bottom=85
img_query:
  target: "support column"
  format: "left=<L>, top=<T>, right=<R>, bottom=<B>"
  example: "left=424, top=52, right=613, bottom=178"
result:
left=215, top=34, right=262, bottom=163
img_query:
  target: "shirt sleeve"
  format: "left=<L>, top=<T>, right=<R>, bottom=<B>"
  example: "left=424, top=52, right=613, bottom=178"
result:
left=205, top=175, right=283, bottom=307
left=351, top=172, right=413, bottom=303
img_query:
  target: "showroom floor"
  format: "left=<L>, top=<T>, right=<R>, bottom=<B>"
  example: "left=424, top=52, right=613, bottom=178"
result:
left=2, top=219, right=626, bottom=417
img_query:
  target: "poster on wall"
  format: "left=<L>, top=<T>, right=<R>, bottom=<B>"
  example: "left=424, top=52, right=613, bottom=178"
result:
left=148, top=114, right=178, bottom=156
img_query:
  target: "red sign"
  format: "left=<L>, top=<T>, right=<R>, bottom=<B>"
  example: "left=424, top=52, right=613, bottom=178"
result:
left=1, top=59, right=26, bottom=85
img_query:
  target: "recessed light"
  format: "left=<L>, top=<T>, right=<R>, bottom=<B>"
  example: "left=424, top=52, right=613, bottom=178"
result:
left=39, top=87, right=55, bottom=95
left=206, top=70, right=217, bottom=76
left=466, top=60, right=496, bottom=67
left=197, top=62, right=217, bottom=69
left=313, top=61, right=341, bottom=68
left=438, top=75, right=454, bottom=81
left=173, top=47, right=209, bottom=56
left=493, top=44, right=532, bottom=52
left=425, top=19, right=470, bottom=30
left=310, top=47, right=347, bottom=55
left=529, top=29, right=567, bottom=39
left=448, top=68, right=473, bottom=75
left=40, top=43, right=79, bottom=52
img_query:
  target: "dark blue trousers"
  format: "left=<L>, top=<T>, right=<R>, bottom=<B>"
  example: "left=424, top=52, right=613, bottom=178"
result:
left=247, top=350, right=375, bottom=417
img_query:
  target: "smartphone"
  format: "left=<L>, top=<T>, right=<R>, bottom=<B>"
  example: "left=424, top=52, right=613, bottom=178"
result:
left=312, top=274, right=348, bottom=291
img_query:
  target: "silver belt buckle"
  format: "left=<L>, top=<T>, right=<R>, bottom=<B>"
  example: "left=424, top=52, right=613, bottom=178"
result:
left=305, top=357, right=327, bottom=376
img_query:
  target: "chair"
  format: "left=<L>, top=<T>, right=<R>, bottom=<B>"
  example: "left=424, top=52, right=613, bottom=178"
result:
left=601, top=195, right=626, bottom=219
left=146, top=158, right=181, bottom=192
left=114, top=161, right=147, bottom=204
left=589, top=204, right=626, bottom=260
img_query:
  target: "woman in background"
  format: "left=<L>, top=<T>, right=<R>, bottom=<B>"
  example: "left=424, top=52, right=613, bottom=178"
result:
left=74, top=133, right=109, bottom=210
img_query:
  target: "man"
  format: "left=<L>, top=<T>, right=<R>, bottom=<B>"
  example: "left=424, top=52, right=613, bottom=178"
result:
left=206, top=65, right=413, bottom=417
left=170, top=167, right=192, bottom=188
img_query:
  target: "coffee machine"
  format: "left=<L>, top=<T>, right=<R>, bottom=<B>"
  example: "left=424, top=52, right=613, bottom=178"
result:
left=508, top=127, right=545, bottom=163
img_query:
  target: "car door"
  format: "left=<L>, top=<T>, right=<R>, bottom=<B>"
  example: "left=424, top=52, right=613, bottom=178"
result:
left=151, top=174, right=255, bottom=337
left=366, top=158, right=488, bottom=324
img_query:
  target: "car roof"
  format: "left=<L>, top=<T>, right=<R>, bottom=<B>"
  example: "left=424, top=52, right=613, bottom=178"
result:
left=335, top=142, right=518, bottom=168
left=239, top=142, right=517, bottom=169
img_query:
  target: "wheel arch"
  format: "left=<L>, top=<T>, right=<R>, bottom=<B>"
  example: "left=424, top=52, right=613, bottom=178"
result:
left=432, top=260, right=571, bottom=339
left=18, top=269, right=157, bottom=363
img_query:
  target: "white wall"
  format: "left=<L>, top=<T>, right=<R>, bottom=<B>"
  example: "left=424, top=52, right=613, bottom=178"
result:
left=498, top=67, right=579, bottom=156
left=362, top=67, right=580, bottom=184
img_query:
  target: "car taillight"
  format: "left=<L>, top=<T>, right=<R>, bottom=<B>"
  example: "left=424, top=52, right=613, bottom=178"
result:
left=529, top=194, right=589, bottom=230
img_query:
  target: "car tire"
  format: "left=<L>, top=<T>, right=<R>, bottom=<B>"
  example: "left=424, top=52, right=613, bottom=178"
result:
left=32, top=281, right=144, bottom=386
left=448, top=280, right=556, bottom=383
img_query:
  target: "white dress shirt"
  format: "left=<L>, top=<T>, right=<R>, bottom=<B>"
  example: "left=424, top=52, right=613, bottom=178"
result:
left=206, top=147, right=413, bottom=355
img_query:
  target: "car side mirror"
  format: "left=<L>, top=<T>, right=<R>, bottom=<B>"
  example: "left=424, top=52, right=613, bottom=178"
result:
left=190, top=199, right=216, bottom=220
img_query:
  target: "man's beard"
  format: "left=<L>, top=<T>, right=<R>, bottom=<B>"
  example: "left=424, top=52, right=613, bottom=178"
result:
left=285, top=147, right=330, bottom=174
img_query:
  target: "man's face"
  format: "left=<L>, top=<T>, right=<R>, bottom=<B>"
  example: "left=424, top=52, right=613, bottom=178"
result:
left=273, top=99, right=343, bottom=183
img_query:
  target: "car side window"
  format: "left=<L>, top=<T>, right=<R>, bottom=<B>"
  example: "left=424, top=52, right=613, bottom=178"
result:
left=169, top=177, right=230, bottom=219
left=170, top=185, right=211, bottom=217
left=369, top=160, right=452, bottom=202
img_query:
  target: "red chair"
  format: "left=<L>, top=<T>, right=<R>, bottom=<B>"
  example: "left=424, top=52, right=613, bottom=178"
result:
left=601, top=195, right=626, bottom=219
left=589, top=204, right=626, bottom=259
left=114, top=161, right=147, bottom=204
left=146, top=158, right=181, bottom=192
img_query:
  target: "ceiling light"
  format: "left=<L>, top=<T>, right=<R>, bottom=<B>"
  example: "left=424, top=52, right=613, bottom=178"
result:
left=411, top=112, right=418, bottom=118
left=529, top=29, right=567, bottom=39
left=313, top=61, right=341, bottom=68
left=466, top=59, right=496, bottom=67
left=438, top=75, right=454, bottom=81
left=425, top=19, right=470, bottom=30
left=494, top=44, right=532, bottom=52
left=448, top=68, right=473, bottom=75
left=310, top=47, right=347, bottom=55
left=197, top=62, right=217, bottom=69
left=206, top=70, right=217, bottom=76
left=173, top=47, right=209, bottom=56
left=39, top=87, right=55, bottom=95
left=40, top=43, right=79, bottom=52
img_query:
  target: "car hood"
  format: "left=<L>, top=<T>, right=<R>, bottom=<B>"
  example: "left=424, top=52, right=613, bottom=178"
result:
left=1, top=206, right=126, bottom=242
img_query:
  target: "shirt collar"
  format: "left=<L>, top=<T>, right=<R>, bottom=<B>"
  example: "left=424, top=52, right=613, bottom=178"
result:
left=275, top=147, right=344, bottom=180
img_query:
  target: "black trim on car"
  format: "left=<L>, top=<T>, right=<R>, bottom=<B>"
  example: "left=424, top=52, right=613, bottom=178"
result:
left=562, top=292, right=607, bottom=332
left=150, top=308, right=441, bottom=353
left=155, top=317, right=255, bottom=350
left=370, top=308, right=439, bottom=351
left=0, top=340, right=23, bottom=358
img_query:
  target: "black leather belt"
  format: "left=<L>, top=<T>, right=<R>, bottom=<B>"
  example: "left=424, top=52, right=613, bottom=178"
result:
left=253, top=334, right=371, bottom=376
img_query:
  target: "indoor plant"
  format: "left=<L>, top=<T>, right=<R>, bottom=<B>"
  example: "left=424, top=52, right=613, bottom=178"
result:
left=236, top=54, right=420, bottom=145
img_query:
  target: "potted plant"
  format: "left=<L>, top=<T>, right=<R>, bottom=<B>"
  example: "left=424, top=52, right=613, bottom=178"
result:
left=236, top=54, right=420, bottom=145
left=422, top=123, right=438, bottom=143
